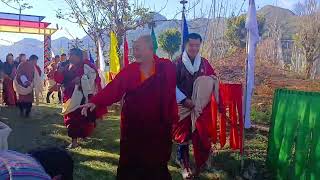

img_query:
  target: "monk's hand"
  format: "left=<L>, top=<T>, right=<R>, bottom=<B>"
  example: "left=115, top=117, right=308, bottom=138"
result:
left=81, top=103, right=96, bottom=117
left=183, top=99, right=195, bottom=109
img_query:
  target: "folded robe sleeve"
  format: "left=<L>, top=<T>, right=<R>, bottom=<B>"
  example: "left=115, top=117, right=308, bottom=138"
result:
left=89, top=67, right=131, bottom=117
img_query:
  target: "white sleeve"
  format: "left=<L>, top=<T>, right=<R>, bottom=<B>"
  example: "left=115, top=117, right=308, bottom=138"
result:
left=176, top=87, right=186, bottom=103
left=20, top=75, right=28, bottom=85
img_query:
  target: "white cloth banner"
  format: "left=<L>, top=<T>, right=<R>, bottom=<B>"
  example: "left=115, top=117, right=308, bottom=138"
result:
left=244, top=0, right=259, bottom=128
left=98, top=38, right=105, bottom=72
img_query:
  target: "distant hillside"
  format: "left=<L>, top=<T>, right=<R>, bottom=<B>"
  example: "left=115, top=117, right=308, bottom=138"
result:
left=258, top=5, right=297, bottom=39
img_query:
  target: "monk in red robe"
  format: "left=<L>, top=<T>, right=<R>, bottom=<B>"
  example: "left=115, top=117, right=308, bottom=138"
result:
left=81, top=35, right=178, bottom=180
left=2, top=53, right=17, bottom=106
left=54, top=48, right=102, bottom=149
left=173, top=33, right=219, bottom=178
left=14, top=55, right=42, bottom=117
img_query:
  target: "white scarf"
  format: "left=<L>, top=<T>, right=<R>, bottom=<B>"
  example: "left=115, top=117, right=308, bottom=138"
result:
left=182, top=51, right=201, bottom=75
left=62, top=64, right=97, bottom=115
left=13, top=66, right=42, bottom=96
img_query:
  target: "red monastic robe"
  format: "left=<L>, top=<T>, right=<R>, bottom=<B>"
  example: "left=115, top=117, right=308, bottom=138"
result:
left=90, top=56, right=178, bottom=179
left=2, top=62, right=17, bottom=106
left=173, top=57, right=216, bottom=169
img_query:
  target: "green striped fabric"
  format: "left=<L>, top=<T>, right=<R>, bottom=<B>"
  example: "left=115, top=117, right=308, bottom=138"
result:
left=267, top=89, right=320, bottom=180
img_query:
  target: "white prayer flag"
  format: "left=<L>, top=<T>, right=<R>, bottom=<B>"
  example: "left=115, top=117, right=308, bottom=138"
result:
left=244, top=0, right=259, bottom=128
left=97, top=38, right=105, bottom=72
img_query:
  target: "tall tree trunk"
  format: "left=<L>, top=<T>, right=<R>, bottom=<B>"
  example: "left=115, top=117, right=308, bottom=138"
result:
left=306, top=60, right=313, bottom=79
left=94, top=36, right=100, bottom=69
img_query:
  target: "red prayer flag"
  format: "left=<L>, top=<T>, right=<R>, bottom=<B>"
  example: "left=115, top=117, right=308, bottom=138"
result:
left=123, top=35, right=129, bottom=67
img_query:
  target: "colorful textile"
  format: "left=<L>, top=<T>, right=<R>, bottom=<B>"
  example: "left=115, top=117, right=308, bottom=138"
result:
left=109, top=31, right=120, bottom=74
left=267, top=89, right=320, bottom=180
left=0, top=150, right=51, bottom=180
left=151, top=27, right=158, bottom=54
left=211, top=83, right=244, bottom=152
left=181, top=11, right=189, bottom=53
left=123, top=35, right=129, bottom=67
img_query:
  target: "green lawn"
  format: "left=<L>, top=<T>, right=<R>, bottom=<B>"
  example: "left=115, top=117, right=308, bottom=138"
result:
left=0, top=102, right=270, bottom=180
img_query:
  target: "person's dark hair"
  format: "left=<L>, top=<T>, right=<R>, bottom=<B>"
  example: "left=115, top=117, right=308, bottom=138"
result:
left=29, top=147, right=74, bottom=180
left=28, top=55, right=38, bottom=61
left=55, top=55, right=60, bottom=59
left=186, top=33, right=202, bottom=43
left=6, top=53, right=14, bottom=62
left=19, top=53, right=26, bottom=60
left=19, top=53, right=26, bottom=58
left=69, top=48, right=83, bottom=61
left=61, top=53, right=67, bottom=57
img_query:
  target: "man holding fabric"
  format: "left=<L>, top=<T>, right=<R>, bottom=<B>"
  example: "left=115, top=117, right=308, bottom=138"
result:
left=14, top=55, right=43, bottom=117
left=54, top=48, right=102, bottom=149
left=173, top=33, right=219, bottom=178
left=80, top=35, right=178, bottom=180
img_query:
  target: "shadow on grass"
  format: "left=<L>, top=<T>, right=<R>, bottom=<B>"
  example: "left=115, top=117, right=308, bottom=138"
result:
left=0, top=104, right=121, bottom=179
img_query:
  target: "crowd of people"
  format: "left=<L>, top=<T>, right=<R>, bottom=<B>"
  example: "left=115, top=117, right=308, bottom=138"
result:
left=0, top=33, right=220, bottom=180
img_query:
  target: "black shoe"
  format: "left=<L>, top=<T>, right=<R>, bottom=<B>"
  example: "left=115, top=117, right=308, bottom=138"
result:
left=46, top=96, right=50, bottom=103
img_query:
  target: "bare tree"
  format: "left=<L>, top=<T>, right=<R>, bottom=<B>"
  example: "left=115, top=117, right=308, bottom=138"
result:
left=200, top=0, right=248, bottom=62
left=293, top=0, right=320, bottom=79
left=265, top=11, right=286, bottom=65
left=57, top=0, right=152, bottom=68
left=0, top=0, right=32, bottom=11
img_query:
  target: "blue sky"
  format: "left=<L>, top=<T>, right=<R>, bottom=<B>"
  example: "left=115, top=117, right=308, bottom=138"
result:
left=0, top=0, right=300, bottom=45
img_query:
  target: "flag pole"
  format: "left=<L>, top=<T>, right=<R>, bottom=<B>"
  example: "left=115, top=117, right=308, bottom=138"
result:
left=241, top=27, right=249, bottom=170
left=242, top=0, right=259, bottom=170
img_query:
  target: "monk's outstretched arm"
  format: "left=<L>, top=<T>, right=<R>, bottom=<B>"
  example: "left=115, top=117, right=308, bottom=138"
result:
left=90, top=70, right=127, bottom=108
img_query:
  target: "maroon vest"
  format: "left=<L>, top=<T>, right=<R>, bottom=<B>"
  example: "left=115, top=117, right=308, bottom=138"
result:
left=176, top=57, right=209, bottom=98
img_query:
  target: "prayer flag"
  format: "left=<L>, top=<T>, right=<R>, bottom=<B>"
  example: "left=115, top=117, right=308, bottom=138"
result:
left=181, top=11, right=189, bottom=53
left=89, top=50, right=95, bottom=64
left=244, top=0, right=259, bottom=128
left=123, top=35, right=129, bottom=67
left=97, top=38, right=105, bottom=72
left=151, top=26, right=158, bottom=54
left=109, top=31, right=120, bottom=74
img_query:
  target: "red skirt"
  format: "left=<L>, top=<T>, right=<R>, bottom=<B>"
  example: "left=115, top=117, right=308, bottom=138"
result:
left=64, top=108, right=96, bottom=138
left=3, top=78, right=16, bottom=106
left=172, top=104, right=213, bottom=169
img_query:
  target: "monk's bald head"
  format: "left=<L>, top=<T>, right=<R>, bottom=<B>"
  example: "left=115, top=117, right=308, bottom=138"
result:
left=133, top=35, right=154, bottom=62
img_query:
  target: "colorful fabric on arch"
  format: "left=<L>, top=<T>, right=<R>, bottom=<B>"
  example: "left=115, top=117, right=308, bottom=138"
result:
left=267, top=89, right=320, bottom=180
